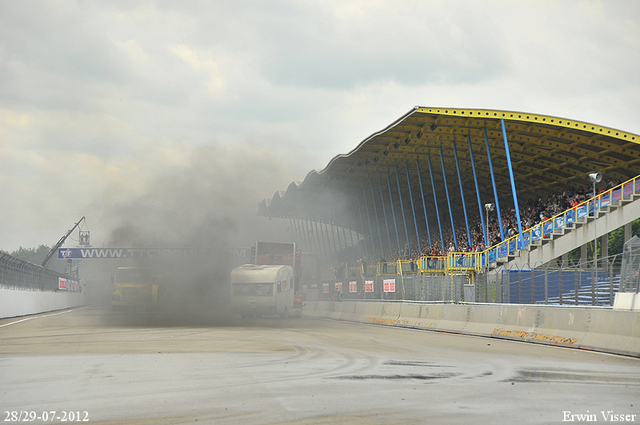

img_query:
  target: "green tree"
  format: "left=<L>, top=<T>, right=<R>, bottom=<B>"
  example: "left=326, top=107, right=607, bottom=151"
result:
left=8, top=245, right=68, bottom=273
left=10, top=245, right=51, bottom=264
left=567, top=218, right=640, bottom=262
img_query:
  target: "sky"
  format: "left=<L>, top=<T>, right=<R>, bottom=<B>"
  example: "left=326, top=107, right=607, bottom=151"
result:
left=1, top=0, right=639, bottom=253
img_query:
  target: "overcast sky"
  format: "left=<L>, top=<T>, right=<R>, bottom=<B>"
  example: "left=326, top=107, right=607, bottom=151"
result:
left=1, top=0, right=639, bottom=253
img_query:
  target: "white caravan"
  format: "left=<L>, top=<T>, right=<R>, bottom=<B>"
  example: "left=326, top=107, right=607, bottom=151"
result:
left=230, top=264, right=294, bottom=317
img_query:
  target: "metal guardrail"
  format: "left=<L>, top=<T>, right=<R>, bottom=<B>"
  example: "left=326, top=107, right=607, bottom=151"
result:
left=0, top=252, right=75, bottom=292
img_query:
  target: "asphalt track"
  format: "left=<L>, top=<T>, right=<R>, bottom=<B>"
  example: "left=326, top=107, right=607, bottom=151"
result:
left=1, top=305, right=639, bottom=425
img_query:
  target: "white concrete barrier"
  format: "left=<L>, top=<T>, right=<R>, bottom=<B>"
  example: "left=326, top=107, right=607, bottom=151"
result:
left=304, top=301, right=640, bottom=357
left=0, top=288, right=86, bottom=319
left=614, top=292, right=640, bottom=310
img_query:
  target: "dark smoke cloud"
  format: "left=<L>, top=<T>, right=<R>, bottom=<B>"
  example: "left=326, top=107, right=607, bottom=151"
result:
left=106, top=141, right=301, bottom=248
left=88, top=139, right=307, bottom=324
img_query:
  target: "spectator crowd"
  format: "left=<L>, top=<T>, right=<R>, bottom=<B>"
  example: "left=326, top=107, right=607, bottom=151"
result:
left=327, top=178, right=621, bottom=272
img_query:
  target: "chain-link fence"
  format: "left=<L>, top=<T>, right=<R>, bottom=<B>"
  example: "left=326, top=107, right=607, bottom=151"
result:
left=316, top=273, right=467, bottom=303
left=620, top=236, right=640, bottom=293
left=316, top=250, right=635, bottom=306
left=475, top=255, right=625, bottom=306
left=0, top=252, right=73, bottom=292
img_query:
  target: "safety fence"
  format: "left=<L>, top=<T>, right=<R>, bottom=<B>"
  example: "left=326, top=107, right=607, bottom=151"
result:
left=314, top=252, right=635, bottom=306
left=476, top=256, right=624, bottom=306
left=0, top=252, right=79, bottom=292
left=312, top=273, right=467, bottom=302
left=620, top=236, right=640, bottom=294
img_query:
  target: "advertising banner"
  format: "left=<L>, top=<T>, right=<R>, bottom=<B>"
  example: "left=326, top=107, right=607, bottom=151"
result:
left=612, top=188, right=622, bottom=203
left=58, top=277, right=79, bottom=292
left=335, top=282, right=343, bottom=292
left=488, top=248, right=497, bottom=263
left=522, top=232, right=531, bottom=247
left=543, top=221, right=553, bottom=237
left=383, top=279, right=395, bottom=293
left=349, top=281, right=357, bottom=293
left=531, top=225, right=542, bottom=241
left=322, top=283, right=329, bottom=293
left=498, top=242, right=508, bottom=258
left=58, top=247, right=221, bottom=259
left=576, top=205, right=588, bottom=220
left=566, top=209, right=575, bottom=224
left=364, top=280, right=374, bottom=293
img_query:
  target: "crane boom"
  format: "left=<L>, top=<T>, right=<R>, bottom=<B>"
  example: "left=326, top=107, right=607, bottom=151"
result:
left=41, top=216, right=86, bottom=268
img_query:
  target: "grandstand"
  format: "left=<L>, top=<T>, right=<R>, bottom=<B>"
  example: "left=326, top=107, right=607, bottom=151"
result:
left=258, top=107, right=640, bottom=305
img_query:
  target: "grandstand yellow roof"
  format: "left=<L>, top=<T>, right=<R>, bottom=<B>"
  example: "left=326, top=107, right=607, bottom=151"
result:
left=259, top=106, right=640, bottom=222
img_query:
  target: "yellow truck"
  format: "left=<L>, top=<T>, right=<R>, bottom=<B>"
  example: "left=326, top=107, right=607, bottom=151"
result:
left=111, top=267, right=160, bottom=310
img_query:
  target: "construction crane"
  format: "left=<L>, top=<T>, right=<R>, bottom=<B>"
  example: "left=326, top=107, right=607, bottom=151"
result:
left=41, top=216, right=86, bottom=268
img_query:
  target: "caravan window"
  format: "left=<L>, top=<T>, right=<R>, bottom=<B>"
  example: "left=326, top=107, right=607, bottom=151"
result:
left=233, top=283, right=273, bottom=296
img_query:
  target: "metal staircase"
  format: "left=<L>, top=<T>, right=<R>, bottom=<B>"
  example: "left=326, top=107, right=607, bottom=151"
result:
left=491, top=179, right=640, bottom=272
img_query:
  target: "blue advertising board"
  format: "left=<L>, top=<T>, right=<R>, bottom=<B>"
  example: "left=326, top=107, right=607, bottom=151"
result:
left=58, top=247, right=241, bottom=259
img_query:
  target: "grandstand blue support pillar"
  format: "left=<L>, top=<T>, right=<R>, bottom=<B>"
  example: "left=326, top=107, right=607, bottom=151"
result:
left=427, top=153, right=445, bottom=251
left=320, top=221, right=334, bottom=261
left=296, top=219, right=303, bottom=245
left=328, top=220, right=338, bottom=260
left=501, top=119, right=524, bottom=240
left=468, top=135, right=487, bottom=247
left=415, top=160, right=432, bottom=249
left=309, top=220, right=318, bottom=258
left=309, top=220, right=326, bottom=258
left=306, top=219, right=319, bottom=256
left=395, top=165, right=412, bottom=257
left=297, top=219, right=305, bottom=247
left=484, top=127, right=504, bottom=242
left=379, top=177, right=394, bottom=257
left=362, top=181, right=377, bottom=259
left=405, top=163, right=422, bottom=255
left=453, top=141, right=472, bottom=248
left=329, top=195, right=344, bottom=257
left=321, top=221, right=334, bottom=261
left=387, top=172, right=403, bottom=257
left=302, top=219, right=310, bottom=252
left=439, top=146, right=458, bottom=251
left=342, top=201, right=356, bottom=262
left=296, top=218, right=305, bottom=249
left=336, top=201, right=351, bottom=261
left=328, top=221, right=338, bottom=260
left=370, top=179, right=386, bottom=259
left=313, top=220, right=328, bottom=261
left=337, top=221, right=345, bottom=256
left=355, top=188, right=369, bottom=259
left=350, top=193, right=364, bottom=260
left=327, top=213, right=339, bottom=259
left=289, top=217, right=296, bottom=244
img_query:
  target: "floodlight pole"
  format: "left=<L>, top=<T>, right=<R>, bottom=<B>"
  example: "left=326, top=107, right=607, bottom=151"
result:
left=588, top=172, right=602, bottom=271
left=485, top=203, right=494, bottom=271
left=589, top=171, right=602, bottom=306
left=593, top=179, right=597, bottom=271
left=485, top=203, right=494, bottom=250
left=486, top=206, right=490, bottom=249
